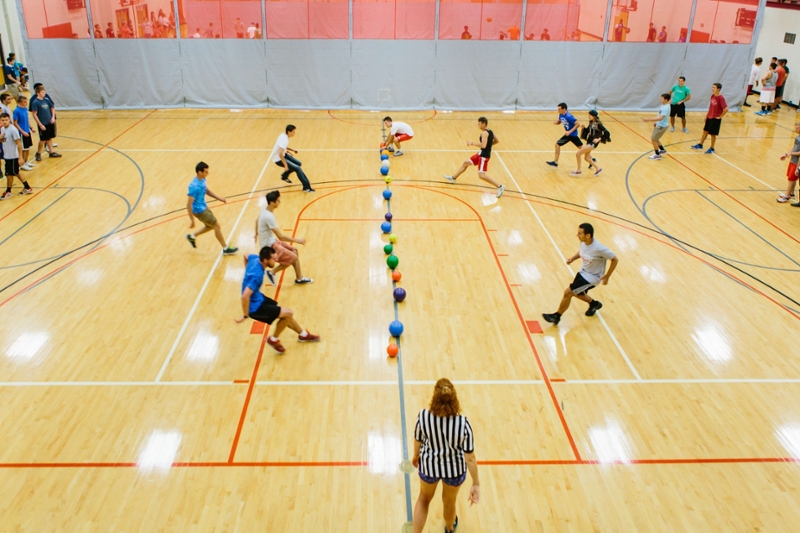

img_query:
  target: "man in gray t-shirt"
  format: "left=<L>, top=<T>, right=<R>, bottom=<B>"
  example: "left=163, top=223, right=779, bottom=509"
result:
left=778, top=122, right=800, bottom=205
left=543, top=223, right=619, bottom=325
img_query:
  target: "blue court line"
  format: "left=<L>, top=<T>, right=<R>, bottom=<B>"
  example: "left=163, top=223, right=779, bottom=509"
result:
left=386, top=189, right=414, bottom=523
left=695, top=191, right=800, bottom=269
left=640, top=188, right=800, bottom=273
left=0, top=189, right=71, bottom=249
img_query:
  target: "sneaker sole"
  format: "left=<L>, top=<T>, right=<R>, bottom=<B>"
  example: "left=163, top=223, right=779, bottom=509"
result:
left=268, top=343, right=286, bottom=354
left=298, top=337, right=320, bottom=343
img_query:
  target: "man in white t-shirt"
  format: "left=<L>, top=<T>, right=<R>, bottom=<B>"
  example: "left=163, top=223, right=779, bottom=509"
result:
left=382, top=116, right=414, bottom=156
left=270, top=124, right=314, bottom=192
left=542, top=223, right=618, bottom=325
left=744, top=57, right=762, bottom=107
left=247, top=22, right=257, bottom=39
left=256, top=190, right=312, bottom=285
left=1, top=112, right=31, bottom=199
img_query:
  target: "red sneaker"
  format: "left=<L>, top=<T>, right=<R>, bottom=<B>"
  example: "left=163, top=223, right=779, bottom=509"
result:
left=298, top=332, right=320, bottom=343
left=267, top=337, right=285, bottom=354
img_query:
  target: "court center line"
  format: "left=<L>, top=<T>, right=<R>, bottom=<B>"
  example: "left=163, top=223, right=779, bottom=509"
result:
left=495, top=153, right=642, bottom=381
left=154, top=159, right=271, bottom=382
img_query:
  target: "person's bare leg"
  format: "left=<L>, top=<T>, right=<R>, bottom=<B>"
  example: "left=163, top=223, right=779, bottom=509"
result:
left=477, top=171, right=500, bottom=188
left=272, top=263, right=289, bottom=276
left=786, top=180, right=797, bottom=197
left=290, top=257, right=304, bottom=280
left=556, top=287, right=574, bottom=315
left=272, top=308, right=303, bottom=338
left=709, top=135, right=717, bottom=150
left=5, top=174, right=14, bottom=190
left=553, top=142, right=561, bottom=163
left=412, top=479, right=439, bottom=533
left=46, top=140, right=54, bottom=152
left=211, top=222, right=227, bottom=247
left=441, top=483, right=461, bottom=532
left=651, top=139, right=661, bottom=153
left=451, top=161, right=470, bottom=180
left=670, top=115, right=675, bottom=129
left=681, top=116, right=687, bottom=129
left=699, top=131, right=709, bottom=145
left=575, top=146, right=590, bottom=171
left=193, top=225, right=212, bottom=238
left=575, top=293, right=594, bottom=305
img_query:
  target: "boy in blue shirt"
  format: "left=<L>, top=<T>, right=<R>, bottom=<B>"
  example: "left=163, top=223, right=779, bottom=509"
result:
left=13, top=95, right=34, bottom=171
left=234, top=246, right=320, bottom=354
left=185, top=161, right=238, bottom=255
left=643, top=93, right=671, bottom=160
left=547, top=102, right=583, bottom=167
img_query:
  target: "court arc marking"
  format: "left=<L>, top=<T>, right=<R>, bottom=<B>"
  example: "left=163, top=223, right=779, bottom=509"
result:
left=495, top=153, right=642, bottom=381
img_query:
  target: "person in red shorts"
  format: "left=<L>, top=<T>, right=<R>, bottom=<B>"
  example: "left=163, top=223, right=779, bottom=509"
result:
left=778, top=122, right=800, bottom=204
left=691, top=83, right=727, bottom=155
left=382, top=117, right=414, bottom=156
left=443, top=116, right=504, bottom=198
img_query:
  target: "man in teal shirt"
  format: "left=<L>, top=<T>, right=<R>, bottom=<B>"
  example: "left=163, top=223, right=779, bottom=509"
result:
left=669, top=76, right=691, bottom=133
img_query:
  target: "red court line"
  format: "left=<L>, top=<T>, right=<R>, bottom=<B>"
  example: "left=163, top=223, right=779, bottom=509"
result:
left=227, top=186, right=372, bottom=463
left=408, top=185, right=583, bottom=461
left=1, top=457, right=796, bottom=469
left=250, top=322, right=265, bottom=334
left=601, top=110, right=800, bottom=246
left=497, top=254, right=509, bottom=257
left=550, top=378, right=566, bottom=382
left=0, top=110, right=156, bottom=224
left=301, top=218, right=479, bottom=222
left=233, top=379, right=249, bottom=384
left=510, top=284, right=522, bottom=287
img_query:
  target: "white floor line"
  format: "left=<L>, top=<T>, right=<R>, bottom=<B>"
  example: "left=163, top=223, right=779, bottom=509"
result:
left=154, top=159, right=270, bottom=382
left=712, top=154, right=778, bottom=190
left=2, top=378, right=800, bottom=387
left=495, top=153, right=642, bottom=381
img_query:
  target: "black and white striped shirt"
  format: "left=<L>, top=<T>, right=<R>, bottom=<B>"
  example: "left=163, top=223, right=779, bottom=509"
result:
left=414, top=409, right=475, bottom=478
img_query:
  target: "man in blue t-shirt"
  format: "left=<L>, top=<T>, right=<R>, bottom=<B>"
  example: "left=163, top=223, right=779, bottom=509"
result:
left=29, top=83, right=58, bottom=154
left=185, top=161, right=238, bottom=255
left=3, top=58, right=19, bottom=97
left=234, top=246, right=320, bottom=354
left=643, top=93, right=672, bottom=160
left=30, top=86, right=62, bottom=161
left=547, top=102, right=583, bottom=167
left=13, top=95, right=34, bottom=171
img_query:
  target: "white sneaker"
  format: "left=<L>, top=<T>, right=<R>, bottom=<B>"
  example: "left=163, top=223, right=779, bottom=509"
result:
left=21, top=163, right=33, bottom=171
left=53, top=143, right=58, bottom=147
left=393, top=150, right=403, bottom=156
left=682, top=128, right=689, bottom=133
left=443, top=175, right=456, bottom=184
left=670, top=127, right=675, bottom=132
left=648, top=154, right=662, bottom=160
left=496, top=184, right=505, bottom=198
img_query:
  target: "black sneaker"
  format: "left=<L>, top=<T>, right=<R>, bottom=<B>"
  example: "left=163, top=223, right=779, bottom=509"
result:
left=35, top=153, right=42, bottom=162
left=445, top=515, right=459, bottom=533
left=266, top=271, right=276, bottom=285
left=281, top=176, right=292, bottom=184
left=542, top=313, right=561, bottom=325
left=585, top=300, right=603, bottom=316
left=546, top=161, right=558, bottom=167
left=294, top=277, right=313, bottom=284
left=222, top=246, right=238, bottom=255
left=186, top=234, right=196, bottom=248
left=303, top=188, right=315, bottom=193
left=792, top=202, right=800, bottom=207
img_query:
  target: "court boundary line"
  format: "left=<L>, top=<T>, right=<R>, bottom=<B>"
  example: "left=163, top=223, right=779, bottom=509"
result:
left=495, top=153, right=642, bottom=381
left=154, top=159, right=272, bottom=382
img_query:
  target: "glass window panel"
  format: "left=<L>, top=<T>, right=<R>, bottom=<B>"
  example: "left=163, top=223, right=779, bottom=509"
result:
left=21, top=0, right=91, bottom=39
left=89, top=0, right=176, bottom=39
left=525, top=0, right=608, bottom=42
left=182, top=0, right=224, bottom=39
left=221, top=0, right=263, bottom=39
left=266, top=0, right=349, bottom=39
left=606, top=0, right=693, bottom=43
left=439, top=0, right=524, bottom=41
left=353, top=0, right=436, bottom=39
left=691, top=0, right=756, bottom=44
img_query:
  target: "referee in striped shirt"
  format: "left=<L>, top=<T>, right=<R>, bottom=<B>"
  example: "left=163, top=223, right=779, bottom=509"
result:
left=412, top=379, right=480, bottom=533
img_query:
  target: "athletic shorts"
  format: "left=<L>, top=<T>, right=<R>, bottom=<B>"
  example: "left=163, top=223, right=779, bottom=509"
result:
left=760, top=87, right=776, bottom=104
left=776, top=84, right=785, bottom=98
left=4, top=158, right=19, bottom=176
left=249, top=295, right=281, bottom=325
left=272, top=240, right=298, bottom=267
left=669, top=103, right=686, bottom=118
left=703, top=118, right=722, bottom=136
left=570, top=272, right=595, bottom=296
left=788, top=161, right=798, bottom=182
left=556, top=135, right=583, bottom=148
left=418, top=470, right=467, bottom=487
left=39, top=122, right=56, bottom=141
left=194, top=208, right=218, bottom=228
left=469, top=153, right=489, bottom=172
left=651, top=125, right=668, bottom=142
left=21, top=133, right=32, bottom=150
left=395, top=133, right=413, bottom=143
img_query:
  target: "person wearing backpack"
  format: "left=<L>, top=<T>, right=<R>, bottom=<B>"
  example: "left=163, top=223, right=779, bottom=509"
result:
left=573, top=110, right=609, bottom=176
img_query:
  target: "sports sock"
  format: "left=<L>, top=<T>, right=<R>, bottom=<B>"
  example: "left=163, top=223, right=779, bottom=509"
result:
left=268, top=336, right=278, bottom=342
left=22, top=181, right=30, bottom=188
left=300, top=330, right=308, bottom=337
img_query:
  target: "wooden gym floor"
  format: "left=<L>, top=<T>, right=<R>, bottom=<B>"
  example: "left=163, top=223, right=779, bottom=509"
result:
left=1, top=106, right=799, bottom=532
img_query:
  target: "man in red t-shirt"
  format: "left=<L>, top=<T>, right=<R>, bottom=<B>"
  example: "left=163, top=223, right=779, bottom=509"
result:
left=691, top=83, right=728, bottom=155
left=775, top=59, right=788, bottom=111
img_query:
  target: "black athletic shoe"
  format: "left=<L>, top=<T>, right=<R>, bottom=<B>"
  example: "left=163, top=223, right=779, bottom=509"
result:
left=222, top=246, right=238, bottom=255
left=266, top=271, right=276, bottom=286
left=445, top=516, right=459, bottom=533
left=586, top=300, right=603, bottom=316
left=303, top=188, right=315, bottom=193
left=281, top=176, right=292, bottom=184
left=542, top=313, right=561, bottom=325
left=186, top=234, right=196, bottom=248
left=546, top=161, right=558, bottom=167
left=743, top=103, right=752, bottom=107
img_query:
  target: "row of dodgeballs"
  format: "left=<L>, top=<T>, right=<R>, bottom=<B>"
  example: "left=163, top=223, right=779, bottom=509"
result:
left=381, top=148, right=405, bottom=358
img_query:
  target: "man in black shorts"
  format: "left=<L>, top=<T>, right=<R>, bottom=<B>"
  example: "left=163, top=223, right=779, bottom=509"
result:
left=235, top=246, right=320, bottom=354
left=691, top=83, right=727, bottom=155
left=547, top=103, right=582, bottom=168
